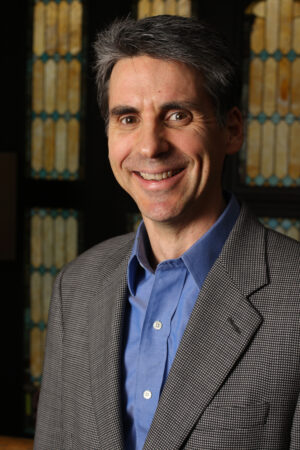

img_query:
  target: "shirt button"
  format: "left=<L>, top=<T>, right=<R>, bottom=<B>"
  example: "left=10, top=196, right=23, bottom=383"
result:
left=153, top=320, right=162, bottom=330
left=143, top=390, right=152, bottom=400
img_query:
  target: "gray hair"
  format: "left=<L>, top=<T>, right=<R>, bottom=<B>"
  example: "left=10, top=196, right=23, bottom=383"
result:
left=94, top=15, right=240, bottom=125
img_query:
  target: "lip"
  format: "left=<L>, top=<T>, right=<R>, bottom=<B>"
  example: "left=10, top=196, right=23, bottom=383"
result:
left=132, top=168, right=186, bottom=191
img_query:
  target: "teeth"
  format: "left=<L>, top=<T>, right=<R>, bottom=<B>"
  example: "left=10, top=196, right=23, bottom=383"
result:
left=139, top=170, right=180, bottom=181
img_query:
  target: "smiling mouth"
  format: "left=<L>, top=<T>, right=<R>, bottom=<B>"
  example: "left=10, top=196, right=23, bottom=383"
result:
left=138, top=169, right=183, bottom=181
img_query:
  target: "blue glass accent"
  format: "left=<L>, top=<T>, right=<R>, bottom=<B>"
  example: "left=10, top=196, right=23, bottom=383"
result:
left=30, top=375, right=42, bottom=383
left=255, top=174, right=265, bottom=186
left=65, top=111, right=71, bottom=121
left=287, top=49, right=297, bottom=62
left=259, top=49, right=269, bottom=61
left=75, top=112, right=81, bottom=120
left=54, top=52, right=60, bottom=62
left=31, top=169, right=37, bottom=177
left=50, top=266, right=58, bottom=276
left=50, top=209, right=58, bottom=218
left=257, top=112, right=267, bottom=124
left=63, top=169, right=70, bottom=179
left=245, top=175, right=252, bottom=185
left=269, top=175, right=279, bottom=186
left=39, top=168, right=47, bottom=178
left=39, top=209, right=47, bottom=218
left=65, top=52, right=72, bottom=62
left=32, top=111, right=37, bottom=120
left=281, top=219, right=291, bottom=230
left=51, top=169, right=58, bottom=178
left=285, top=113, right=294, bottom=124
left=39, top=265, right=46, bottom=275
left=273, top=49, right=282, bottom=61
left=283, top=175, right=293, bottom=187
left=38, top=321, right=46, bottom=331
left=269, top=218, right=278, bottom=229
left=62, top=210, right=70, bottom=219
left=41, top=52, right=49, bottom=63
left=271, top=112, right=281, bottom=124
left=41, top=111, right=47, bottom=121
left=53, top=111, right=59, bottom=121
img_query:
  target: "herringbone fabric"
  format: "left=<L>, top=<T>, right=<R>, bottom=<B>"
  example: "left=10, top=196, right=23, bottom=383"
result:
left=34, top=205, right=300, bottom=450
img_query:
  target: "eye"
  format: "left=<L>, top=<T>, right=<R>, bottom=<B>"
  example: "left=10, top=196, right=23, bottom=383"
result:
left=167, top=110, right=192, bottom=125
left=120, top=115, right=138, bottom=125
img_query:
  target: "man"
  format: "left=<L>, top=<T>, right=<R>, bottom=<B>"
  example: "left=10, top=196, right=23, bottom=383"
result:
left=34, top=15, right=300, bottom=450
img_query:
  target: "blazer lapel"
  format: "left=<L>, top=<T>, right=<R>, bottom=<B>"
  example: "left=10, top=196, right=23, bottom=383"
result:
left=87, top=243, right=132, bottom=450
left=144, top=206, right=269, bottom=450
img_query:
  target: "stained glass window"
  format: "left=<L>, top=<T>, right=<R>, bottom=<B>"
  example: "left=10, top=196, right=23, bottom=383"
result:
left=243, top=0, right=300, bottom=187
left=30, top=0, right=83, bottom=180
left=259, top=216, right=300, bottom=239
left=25, top=208, right=79, bottom=432
left=137, top=0, right=191, bottom=18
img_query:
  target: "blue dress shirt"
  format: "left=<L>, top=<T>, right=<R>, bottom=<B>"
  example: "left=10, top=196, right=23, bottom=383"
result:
left=122, top=194, right=240, bottom=450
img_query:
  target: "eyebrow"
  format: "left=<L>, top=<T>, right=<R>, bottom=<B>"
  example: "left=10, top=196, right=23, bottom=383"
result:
left=109, top=101, right=201, bottom=118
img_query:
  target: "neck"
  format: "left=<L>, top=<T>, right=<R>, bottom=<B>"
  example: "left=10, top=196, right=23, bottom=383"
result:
left=143, top=194, right=226, bottom=268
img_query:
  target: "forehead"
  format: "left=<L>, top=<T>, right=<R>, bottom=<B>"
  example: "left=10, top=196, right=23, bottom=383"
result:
left=108, top=55, right=208, bottom=108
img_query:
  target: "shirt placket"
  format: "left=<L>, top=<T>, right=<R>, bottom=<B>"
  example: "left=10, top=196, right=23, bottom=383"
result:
left=134, top=260, right=187, bottom=448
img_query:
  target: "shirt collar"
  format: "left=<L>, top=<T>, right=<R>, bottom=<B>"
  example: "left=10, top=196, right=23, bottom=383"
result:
left=127, top=193, right=240, bottom=294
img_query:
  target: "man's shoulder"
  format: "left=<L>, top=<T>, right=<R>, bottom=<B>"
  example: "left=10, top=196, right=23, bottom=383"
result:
left=61, top=231, right=135, bottom=282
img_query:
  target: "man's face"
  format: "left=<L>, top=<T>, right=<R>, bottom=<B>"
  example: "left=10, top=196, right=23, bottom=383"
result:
left=107, top=56, right=242, bottom=227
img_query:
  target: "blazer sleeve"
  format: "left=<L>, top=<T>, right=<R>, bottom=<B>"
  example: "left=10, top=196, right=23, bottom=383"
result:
left=34, top=269, right=64, bottom=449
left=290, top=391, right=300, bottom=450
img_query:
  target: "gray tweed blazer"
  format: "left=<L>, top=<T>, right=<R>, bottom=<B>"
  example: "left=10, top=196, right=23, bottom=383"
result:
left=34, top=205, right=300, bottom=450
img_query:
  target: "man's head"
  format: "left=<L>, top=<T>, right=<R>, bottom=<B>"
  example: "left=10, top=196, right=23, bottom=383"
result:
left=94, top=15, right=241, bottom=126
left=94, top=16, right=243, bottom=230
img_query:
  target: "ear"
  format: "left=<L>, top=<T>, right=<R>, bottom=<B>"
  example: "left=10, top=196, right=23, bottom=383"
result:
left=225, top=107, right=244, bottom=155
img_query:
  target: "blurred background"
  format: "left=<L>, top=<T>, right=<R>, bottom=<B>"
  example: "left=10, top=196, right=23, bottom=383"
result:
left=1, top=0, right=299, bottom=442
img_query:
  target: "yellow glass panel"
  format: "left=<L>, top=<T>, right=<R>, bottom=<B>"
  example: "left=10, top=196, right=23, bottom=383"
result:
left=294, top=1, right=300, bottom=16
left=266, top=0, right=280, bottom=52
left=165, top=0, right=177, bottom=15
left=57, top=60, right=68, bottom=113
left=246, top=121, right=261, bottom=178
left=45, top=2, right=58, bottom=56
left=55, top=119, right=67, bottom=173
left=275, top=121, right=289, bottom=178
left=138, top=0, right=151, bottom=18
left=44, top=60, right=57, bottom=114
left=293, top=17, right=300, bottom=53
left=263, top=58, right=277, bottom=115
left=261, top=121, right=274, bottom=178
left=246, top=1, right=266, bottom=17
left=44, top=119, right=55, bottom=174
left=279, top=0, right=293, bottom=53
left=58, top=1, right=69, bottom=55
left=30, top=272, right=42, bottom=324
left=290, top=122, right=300, bottom=179
left=54, top=216, right=65, bottom=268
left=177, top=0, right=192, bottom=17
left=250, top=16, right=265, bottom=53
left=152, top=0, right=165, bottom=15
left=278, top=58, right=290, bottom=116
left=249, top=58, right=264, bottom=115
left=291, top=59, right=300, bottom=115
left=287, top=226, right=299, bottom=240
left=42, top=273, right=53, bottom=324
left=67, top=119, right=79, bottom=173
left=30, top=328, right=43, bottom=380
left=43, top=216, right=53, bottom=268
left=68, top=59, right=81, bottom=113
left=31, top=214, right=42, bottom=268
left=32, top=60, right=44, bottom=113
left=70, top=0, right=82, bottom=54
left=33, top=2, right=45, bottom=56
left=66, top=217, right=78, bottom=263
left=32, top=119, right=44, bottom=172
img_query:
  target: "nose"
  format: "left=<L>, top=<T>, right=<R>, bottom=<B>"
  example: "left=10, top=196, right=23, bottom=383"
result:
left=138, top=122, right=169, bottom=158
